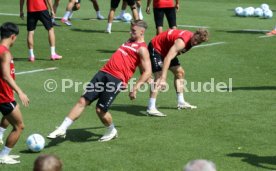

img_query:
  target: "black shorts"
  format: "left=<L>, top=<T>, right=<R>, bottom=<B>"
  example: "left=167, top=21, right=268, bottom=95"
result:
left=148, top=42, right=180, bottom=73
left=0, top=101, right=17, bottom=116
left=153, top=7, right=176, bottom=28
left=82, top=71, right=123, bottom=112
left=27, top=10, right=53, bottom=31
left=111, top=0, right=135, bottom=9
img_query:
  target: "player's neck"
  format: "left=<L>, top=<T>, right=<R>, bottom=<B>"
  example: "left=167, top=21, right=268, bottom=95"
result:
left=0, top=40, right=11, bottom=49
left=136, top=37, right=145, bottom=43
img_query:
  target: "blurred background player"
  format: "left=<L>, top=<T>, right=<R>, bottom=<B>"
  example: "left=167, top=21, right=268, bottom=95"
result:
left=115, top=0, right=143, bottom=20
left=146, top=29, right=208, bottom=116
left=33, top=154, right=63, bottom=171
left=106, top=0, right=139, bottom=34
left=47, top=20, right=151, bottom=142
left=20, top=0, right=62, bottom=61
left=266, top=24, right=276, bottom=36
left=0, top=22, right=29, bottom=164
left=61, top=0, right=105, bottom=26
left=146, top=0, right=179, bottom=35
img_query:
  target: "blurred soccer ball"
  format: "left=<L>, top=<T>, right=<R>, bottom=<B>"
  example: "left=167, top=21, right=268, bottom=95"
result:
left=243, top=7, right=255, bottom=17
left=122, top=13, right=132, bottom=22
left=26, top=134, right=45, bottom=152
left=263, top=9, right=273, bottom=19
left=235, top=7, right=244, bottom=16
left=254, top=8, right=263, bottom=17
left=260, top=3, right=270, bottom=11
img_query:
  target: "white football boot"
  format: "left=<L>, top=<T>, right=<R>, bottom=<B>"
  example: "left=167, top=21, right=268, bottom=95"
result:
left=47, top=128, right=66, bottom=139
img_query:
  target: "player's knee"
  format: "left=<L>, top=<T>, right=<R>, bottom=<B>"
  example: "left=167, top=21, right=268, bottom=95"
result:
left=175, top=69, right=185, bottom=79
left=95, top=107, right=103, bottom=115
left=14, top=122, right=24, bottom=132
left=78, top=97, right=89, bottom=107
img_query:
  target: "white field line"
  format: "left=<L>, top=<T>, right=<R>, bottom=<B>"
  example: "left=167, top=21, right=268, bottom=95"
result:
left=16, top=67, right=58, bottom=75
left=258, top=35, right=273, bottom=38
left=0, top=13, right=19, bottom=16
left=178, top=24, right=209, bottom=28
left=194, top=42, right=226, bottom=48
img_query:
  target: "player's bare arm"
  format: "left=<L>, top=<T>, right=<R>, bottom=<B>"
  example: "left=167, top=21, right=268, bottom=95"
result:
left=146, top=0, right=152, bottom=14
left=129, top=47, right=152, bottom=100
left=1, top=52, right=29, bottom=107
left=19, top=0, right=25, bottom=20
left=46, top=0, right=55, bottom=17
left=175, top=0, right=180, bottom=11
left=157, top=38, right=185, bottom=89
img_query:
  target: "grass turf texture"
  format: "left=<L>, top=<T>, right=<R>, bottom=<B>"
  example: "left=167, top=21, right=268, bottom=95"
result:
left=0, top=0, right=276, bottom=170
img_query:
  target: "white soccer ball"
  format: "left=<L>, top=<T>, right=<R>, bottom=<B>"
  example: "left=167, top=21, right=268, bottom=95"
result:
left=263, top=9, right=273, bottom=19
left=254, top=8, right=263, bottom=17
left=122, top=13, right=132, bottom=22
left=244, top=7, right=255, bottom=16
left=260, top=3, right=270, bottom=11
left=26, top=134, right=45, bottom=152
left=235, top=7, right=244, bottom=16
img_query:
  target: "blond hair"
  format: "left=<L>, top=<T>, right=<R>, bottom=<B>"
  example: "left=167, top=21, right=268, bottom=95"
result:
left=193, top=29, right=209, bottom=43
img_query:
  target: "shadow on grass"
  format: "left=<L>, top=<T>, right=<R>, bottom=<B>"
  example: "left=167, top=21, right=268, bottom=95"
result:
left=216, top=29, right=268, bottom=35
left=223, top=86, right=276, bottom=91
left=13, top=57, right=51, bottom=62
left=227, top=153, right=276, bottom=170
left=96, top=49, right=116, bottom=54
left=111, top=104, right=148, bottom=117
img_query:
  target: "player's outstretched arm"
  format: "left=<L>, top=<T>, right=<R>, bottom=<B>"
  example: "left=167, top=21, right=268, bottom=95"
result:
left=19, top=0, right=25, bottom=20
left=129, top=47, right=152, bottom=100
left=157, top=38, right=185, bottom=89
left=1, top=52, right=29, bottom=107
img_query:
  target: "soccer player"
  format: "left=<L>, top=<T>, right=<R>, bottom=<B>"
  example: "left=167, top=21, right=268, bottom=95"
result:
left=106, top=0, right=139, bottom=34
left=61, top=0, right=105, bottom=26
left=115, top=0, right=143, bottom=20
left=146, top=29, right=208, bottom=116
left=0, top=22, right=29, bottom=164
left=20, top=0, right=62, bottom=62
left=146, top=0, right=179, bottom=35
left=47, top=20, right=151, bottom=142
left=266, top=24, right=276, bottom=36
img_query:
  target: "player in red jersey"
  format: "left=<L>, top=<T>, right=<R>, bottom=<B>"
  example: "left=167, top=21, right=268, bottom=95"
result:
left=146, top=29, right=208, bottom=116
left=20, top=0, right=62, bottom=61
left=146, top=0, right=179, bottom=35
left=0, top=22, right=29, bottom=164
left=47, top=20, right=151, bottom=142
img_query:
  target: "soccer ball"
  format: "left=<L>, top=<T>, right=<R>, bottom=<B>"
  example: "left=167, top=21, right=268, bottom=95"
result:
left=26, top=134, right=45, bottom=152
left=254, top=8, right=263, bottom=17
left=235, top=7, right=244, bottom=16
left=263, top=9, right=273, bottom=19
left=260, top=3, right=270, bottom=11
left=243, top=7, right=255, bottom=17
left=122, top=13, right=132, bottom=22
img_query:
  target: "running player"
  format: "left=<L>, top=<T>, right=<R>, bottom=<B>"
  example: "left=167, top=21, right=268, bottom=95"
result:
left=47, top=20, right=151, bottom=142
left=146, top=29, right=208, bottom=116
left=0, top=22, right=29, bottom=164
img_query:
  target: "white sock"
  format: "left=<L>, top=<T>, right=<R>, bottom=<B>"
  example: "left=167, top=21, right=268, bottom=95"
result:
left=177, top=93, right=185, bottom=104
left=96, top=11, right=101, bottom=16
left=29, top=49, right=34, bottom=57
left=148, top=98, right=156, bottom=110
left=69, top=11, right=74, bottom=19
left=108, top=123, right=115, bottom=130
left=107, top=23, right=112, bottom=31
left=51, top=18, right=55, bottom=22
left=63, top=11, right=71, bottom=20
left=0, top=146, right=11, bottom=157
left=59, top=117, right=73, bottom=131
left=274, top=25, right=276, bottom=30
left=0, top=127, right=6, bottom=140
left=50, top=47, right=56, bottom=56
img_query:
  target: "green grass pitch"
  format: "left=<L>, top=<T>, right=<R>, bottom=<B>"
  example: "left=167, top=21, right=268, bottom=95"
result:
left=0, top=0, right=276, bottom=170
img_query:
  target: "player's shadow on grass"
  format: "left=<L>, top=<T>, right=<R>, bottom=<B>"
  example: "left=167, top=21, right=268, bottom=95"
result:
left=217, top=29, right=268, bottom=35
left=222, top=86, right=276, bottom=91
left=96, top=49, right=116, bottom=54
left=111, top=104, right=148, bottom=117
left=13, top=57, right=51, bottom=62
left=227, top=153, right=276, bottom=170
left=70, top=28, right=129, bottom=34
left=43, top=126, right=106, bottom=149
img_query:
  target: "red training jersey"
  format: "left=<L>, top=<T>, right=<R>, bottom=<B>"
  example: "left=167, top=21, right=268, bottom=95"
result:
left=27, top=0, right=48, bottom=12
left=153, top=0, right=175, bottom=8
left=0, top=45, right=15, bottom=103
left=151, top=29, right=193, bottom=58
left=101, top=40, right=147, bottom=84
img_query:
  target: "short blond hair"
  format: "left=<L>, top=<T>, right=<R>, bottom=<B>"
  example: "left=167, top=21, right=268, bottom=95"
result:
left=131, top=20, right=148, bottom=30
left=193, top=29, right=209, bottom=43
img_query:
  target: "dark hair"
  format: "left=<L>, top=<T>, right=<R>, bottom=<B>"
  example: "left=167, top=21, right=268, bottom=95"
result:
left=33, top=154, right=63, bottom=171
left=131, top=20, right=148, bottom=30
left=0, top=22, right=19, bottom=39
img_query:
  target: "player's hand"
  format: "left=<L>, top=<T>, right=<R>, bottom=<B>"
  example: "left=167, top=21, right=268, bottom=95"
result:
left=19, top=92, right=29, bottom=107
left=51, top=11, right=56, bottom=18
left=146, top=7, right=150, bottom=14
left=129, top=90, right=137, bottom=100
left=20, top=12, right=24, bottom=20
left=157, top=78, right=167, bottom=91
left=146, top=75, right=154, bottom=84
left=175, top=4, right=180, bottom=12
